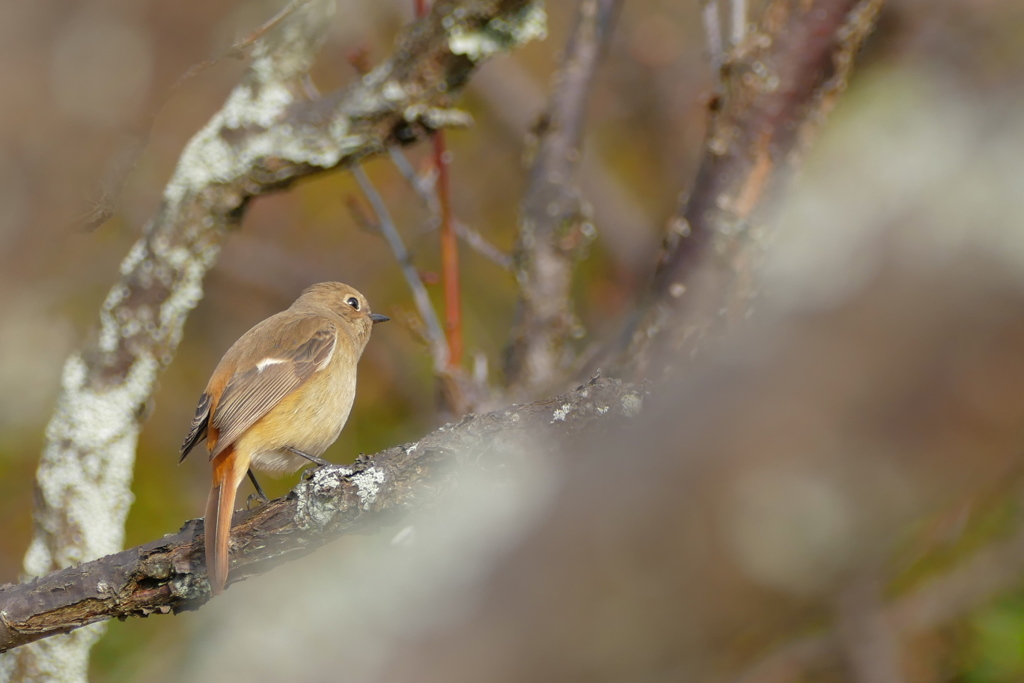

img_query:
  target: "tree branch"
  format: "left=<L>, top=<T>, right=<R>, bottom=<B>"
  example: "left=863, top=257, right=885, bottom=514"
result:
left=352, top=165, right=450, bottom=370
left=624, top=0, right=884, bottom=372
left=505, top=0, right=621, bottom=396
left=0, top=377, right=641, bottom=654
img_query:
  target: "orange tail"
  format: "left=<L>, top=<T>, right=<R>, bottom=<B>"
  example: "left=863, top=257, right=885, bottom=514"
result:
left=205, top=445, right=247, bottom=595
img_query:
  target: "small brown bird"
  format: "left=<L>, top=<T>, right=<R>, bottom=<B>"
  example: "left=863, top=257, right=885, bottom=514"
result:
left=180, top=282, right=388, bottom=594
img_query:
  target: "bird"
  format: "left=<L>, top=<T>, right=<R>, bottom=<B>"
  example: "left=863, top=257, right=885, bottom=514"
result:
left=179, top=282, right=389, bottom=594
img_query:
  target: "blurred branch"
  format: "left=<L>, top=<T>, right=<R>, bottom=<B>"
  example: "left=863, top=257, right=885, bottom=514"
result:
left=3, top=1, right=546, bottom=680
left=701, top=0, right=725, bottom=76
left=352, top=165, right=449, bottom=370
left=0, top=378, right=640, bottom=654
left=505, top=0, right=621, bottom=396
left=389, top=148, right=512, bottom=270
left=622, top=0, right=884, bottom=373
left=834, top=574, right=905, bottom=683
left=468, top=33, right=656, bottom=273
left=739, top=520, right=1024, bottom=683
left=730, top=0, right=748, bottom=46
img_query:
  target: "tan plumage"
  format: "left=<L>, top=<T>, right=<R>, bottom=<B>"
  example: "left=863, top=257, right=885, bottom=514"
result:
left=180, top=282, right=388, bottom=594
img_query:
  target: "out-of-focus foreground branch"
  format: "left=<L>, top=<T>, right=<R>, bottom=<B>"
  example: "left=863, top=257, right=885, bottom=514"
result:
left=378, top=260, right=1024, bottom=683
left=1, top=1, right=545, bottom=680
left=505, top=0, right=620, bottom=396
left=624, top=0, right=884, bottom=372
left=0, top=378, right=640, bottom=654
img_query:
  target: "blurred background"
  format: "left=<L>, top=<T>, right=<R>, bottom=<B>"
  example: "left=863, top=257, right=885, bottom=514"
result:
left=1, top=0, right=1023, bottom=680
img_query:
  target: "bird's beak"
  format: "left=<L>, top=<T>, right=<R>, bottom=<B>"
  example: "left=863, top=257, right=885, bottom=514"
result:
left=369, top=313, right=390, bottom=324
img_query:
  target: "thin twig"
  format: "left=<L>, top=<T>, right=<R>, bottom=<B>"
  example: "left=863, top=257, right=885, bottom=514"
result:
left=388, top=148, right=440, bottom=214
left=388, top=148, right=512, bottom=271
left=413, top=0, right=463, bottom=371
left=505, top=0, right=622, bottom=395
left=700, top=0, right=725, bottom=76
left=352, top=166, right=449, bottom=370
left=730, top=0, right=748, bottom=46
left=433, top=128, right=462, bottom=368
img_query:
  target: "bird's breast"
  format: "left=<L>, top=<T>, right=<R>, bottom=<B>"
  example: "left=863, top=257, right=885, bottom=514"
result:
left=241, top=353, right=358, bottom=475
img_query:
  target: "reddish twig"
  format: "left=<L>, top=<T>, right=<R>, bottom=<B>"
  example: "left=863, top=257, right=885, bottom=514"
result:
left=434, top=132, right=463, bottom=369
left=414, top=0, right=463, bottom=372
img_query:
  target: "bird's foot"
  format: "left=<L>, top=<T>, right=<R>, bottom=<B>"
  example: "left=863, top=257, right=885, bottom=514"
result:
left=285, top=446, right=331, bottom=468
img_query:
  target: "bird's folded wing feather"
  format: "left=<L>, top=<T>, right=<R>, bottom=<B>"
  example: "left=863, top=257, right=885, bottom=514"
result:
left=179, top=392, right=212, bottom=461
left=209, top=316, right=338, bottom=458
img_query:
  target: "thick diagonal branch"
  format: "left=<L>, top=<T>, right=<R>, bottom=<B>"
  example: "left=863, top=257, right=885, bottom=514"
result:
left=0, top=378, right=641, bottom=654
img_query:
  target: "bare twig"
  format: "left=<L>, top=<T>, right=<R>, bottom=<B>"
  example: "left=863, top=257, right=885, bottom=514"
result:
left=730, top=0, right=748, bottom=46
left=454, top=220, right=513, bottom=271
left=505, top=0, right=621, bottom=396
left=623, top=0, right=884, bottom=373
left=469, top=57, right=655, bottom=272
left=413, top=0, right=464, bottom=372
left=389, top=148, right=440, bottom=214
left=701, top=0, right=725, bottom=76
left=352, top=165, right=449, bottom=370
left=433, top=132, right=463, bottom=370
left=388, top=148, right=512, bottom=271
left=0, top=378, right=638, bottom=654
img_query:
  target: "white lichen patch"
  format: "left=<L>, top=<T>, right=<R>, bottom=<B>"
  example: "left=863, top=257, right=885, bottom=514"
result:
left=350, top=467, right=386, bottom=510
left=550, top=403, right=572, bottom=423
left=621, top=392, right=643, bottom=418
left=448, top=3, right=547, bottom=61
left=295, top=466, right=350, bottom=530
left=163, top=74, right=363, bottom=208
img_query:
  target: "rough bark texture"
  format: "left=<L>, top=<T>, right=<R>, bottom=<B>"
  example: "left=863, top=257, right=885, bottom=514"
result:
left=0, top=377, right=641, bottom=654
left=625, top=0, right=884, bottom=372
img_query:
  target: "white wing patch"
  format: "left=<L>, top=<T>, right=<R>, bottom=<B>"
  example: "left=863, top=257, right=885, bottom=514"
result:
left=317, top=337, right=336, bottom=370
left=256, top=358, right=287, bottom=372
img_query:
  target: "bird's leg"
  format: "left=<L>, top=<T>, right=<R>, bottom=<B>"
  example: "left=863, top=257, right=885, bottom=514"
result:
left=285, top=445, right=331, bottom=467
left=246, top=469, right=270, bottom=509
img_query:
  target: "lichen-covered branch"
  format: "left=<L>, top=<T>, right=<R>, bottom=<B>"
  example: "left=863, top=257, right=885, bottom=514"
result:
left=624, top=0, right=884, bottom=372
left=505, top=0, right=621, bottom=396
left=0, top=378, right=641, bottom=654
left=2, top=2, right=546, bottom=680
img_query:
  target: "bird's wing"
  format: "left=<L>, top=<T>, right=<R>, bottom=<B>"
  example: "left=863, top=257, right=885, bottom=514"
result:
left=179, top=392, right=211, bottom=462
left=209, top=316, right=338, bottom=458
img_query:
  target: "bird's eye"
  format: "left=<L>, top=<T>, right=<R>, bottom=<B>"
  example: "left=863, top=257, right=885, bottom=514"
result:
left=346, top=296, right=360, bottom=311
